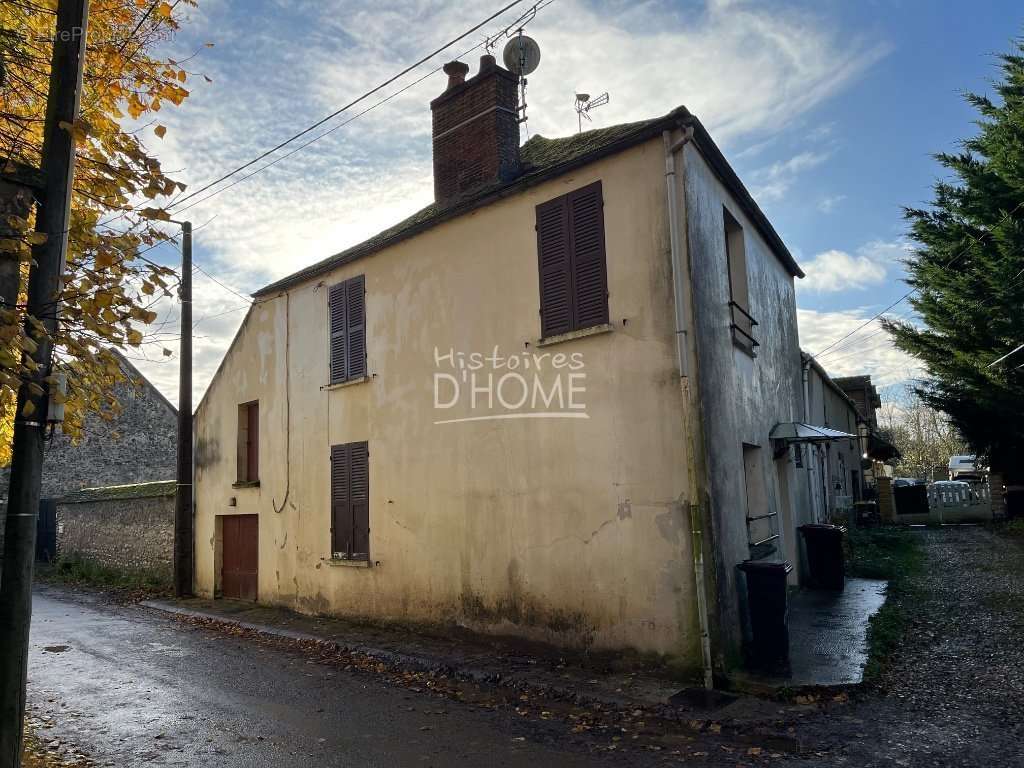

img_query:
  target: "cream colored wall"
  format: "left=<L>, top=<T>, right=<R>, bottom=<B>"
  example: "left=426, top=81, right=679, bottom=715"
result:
left=194, top=140, right=701, bottom=661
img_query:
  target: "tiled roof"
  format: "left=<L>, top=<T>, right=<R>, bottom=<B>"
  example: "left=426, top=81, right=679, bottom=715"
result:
left=253, top=106, right=801, bottom=298
left=60, top=480, right=176, bottom=504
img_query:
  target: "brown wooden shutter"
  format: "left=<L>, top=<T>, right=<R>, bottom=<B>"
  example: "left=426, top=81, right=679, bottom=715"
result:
left=536, top=195, right=573, bottom=338
left=568, top=181, right=609, bottom=329
left=345, top=275, right=366, bottom=380
left=350, top=441, right=369, bottom=557
left=330, top=441, right=369, bottom=559
left=330, top=443, right=350, bottom=555
left=328, top=282, right=347, bottom=384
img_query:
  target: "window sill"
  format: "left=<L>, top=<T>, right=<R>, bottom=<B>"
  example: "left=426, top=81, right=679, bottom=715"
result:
left=232, top=480, right=260, bottom=489
left=322, top=375, right=371, bottom=391
left=536, top=323, right=614, bottom=348
left=731, top=331, right=758, bottom=359
left=325, top=557, right=371, bottom=568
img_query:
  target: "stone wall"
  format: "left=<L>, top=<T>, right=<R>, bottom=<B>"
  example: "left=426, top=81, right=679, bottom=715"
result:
left=57, top=492, right=174, bottom=576
left=0, top=351, right=177, bottom=502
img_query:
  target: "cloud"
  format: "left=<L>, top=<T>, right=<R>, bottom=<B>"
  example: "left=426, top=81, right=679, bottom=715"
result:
left=129, top=0, right=889, bottom=402
left=817, top=194, right=846, bottom=213
left=749, top=150, right=831, bottom=202
left=799, top=238, right=909, bottom=293
left=798, top=307, right=922, bottom=386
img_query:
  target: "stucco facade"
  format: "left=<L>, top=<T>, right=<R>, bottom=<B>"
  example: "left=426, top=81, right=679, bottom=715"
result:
left=194, top=99, right=807, bottom=671
left=683, top=142, right=808, bottom=665
left=803, top=358, right=864, bottom=523
left=196, top=142, right=707, bottom=659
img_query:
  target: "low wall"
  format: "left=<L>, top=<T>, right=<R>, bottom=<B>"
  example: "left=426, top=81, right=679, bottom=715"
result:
left=57, top=481, right=175, bottom=576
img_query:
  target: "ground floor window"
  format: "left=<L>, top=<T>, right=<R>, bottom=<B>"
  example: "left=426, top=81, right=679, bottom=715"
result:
left=330, top=441, right=369, bottom=560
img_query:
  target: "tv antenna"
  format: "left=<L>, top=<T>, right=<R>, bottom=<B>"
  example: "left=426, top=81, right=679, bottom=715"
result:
left=502, top=33, right=541, bottom=133
left=575, top=92, right=609, bottom=133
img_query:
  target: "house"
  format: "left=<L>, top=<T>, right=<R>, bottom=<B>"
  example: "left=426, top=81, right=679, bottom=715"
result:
left=800, top=354, right=869, bottom=522
left=194, top=55, right=837, bottom=673
left=0, top=351, right=177, bottom=566
left=832, top=374, right=882, bottom=431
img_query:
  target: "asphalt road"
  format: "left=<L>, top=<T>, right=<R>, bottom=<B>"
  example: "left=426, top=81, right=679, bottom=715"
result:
left=26, top=587, right=644, bottom=767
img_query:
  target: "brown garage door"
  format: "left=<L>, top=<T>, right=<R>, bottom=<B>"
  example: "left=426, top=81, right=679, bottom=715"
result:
left=222, top=515, right=258, bottom=601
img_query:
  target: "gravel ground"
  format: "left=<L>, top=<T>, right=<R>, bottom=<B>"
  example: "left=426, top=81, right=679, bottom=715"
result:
left=779, top=525, right=1024, bottom=767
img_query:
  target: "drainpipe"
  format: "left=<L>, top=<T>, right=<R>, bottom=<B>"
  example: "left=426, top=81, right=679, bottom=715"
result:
left=663, top=127, right=714, bottom=691
left=801, top=356, right=816, bottom=523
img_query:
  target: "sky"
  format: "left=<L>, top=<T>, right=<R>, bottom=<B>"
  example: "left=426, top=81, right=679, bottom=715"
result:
left=125, top=0, right=1024, bottom=403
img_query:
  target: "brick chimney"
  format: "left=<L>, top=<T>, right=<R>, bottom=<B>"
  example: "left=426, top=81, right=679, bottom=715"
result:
left=431, top=54, right=520, bottom=204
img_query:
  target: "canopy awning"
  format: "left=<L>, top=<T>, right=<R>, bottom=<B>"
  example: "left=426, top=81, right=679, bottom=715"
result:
left=770, top=422, right=856, bottom=443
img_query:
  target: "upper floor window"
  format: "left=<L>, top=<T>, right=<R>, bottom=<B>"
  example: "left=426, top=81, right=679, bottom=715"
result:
left=536, top=181, right=609, bottom=339
left=329, top=274, right=366, bottom=384
left=724, top=207, right=758, bottom=356
left=236, top=401, right=259, bottom=485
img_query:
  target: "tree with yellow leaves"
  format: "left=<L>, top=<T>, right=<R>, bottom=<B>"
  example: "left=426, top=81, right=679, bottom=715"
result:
left=0, top=0, right=202, bottom=458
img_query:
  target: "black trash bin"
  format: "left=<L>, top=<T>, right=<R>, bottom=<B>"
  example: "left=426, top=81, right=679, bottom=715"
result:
left=799, top=523, right=846, bottom=590
left=738, top=559, right=792, bottom=670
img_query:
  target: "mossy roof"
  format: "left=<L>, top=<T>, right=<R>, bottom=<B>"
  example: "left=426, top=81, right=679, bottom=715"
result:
left=253, top=105, right=801, bottom=297
left=60, top=480, right=176, bottom=504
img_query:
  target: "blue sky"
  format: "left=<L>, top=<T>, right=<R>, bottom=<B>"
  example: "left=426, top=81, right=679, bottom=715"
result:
left=131, top=0, right=1024, bottom=400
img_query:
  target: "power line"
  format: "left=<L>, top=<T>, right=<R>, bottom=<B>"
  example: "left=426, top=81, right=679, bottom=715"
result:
left=812, top=200, right=1024, bottom=357
left=192, top=261, right=251, bottom=303
left=988, top=342, right=1024, bottom=368
left=165, top=0, right=530, bottom=212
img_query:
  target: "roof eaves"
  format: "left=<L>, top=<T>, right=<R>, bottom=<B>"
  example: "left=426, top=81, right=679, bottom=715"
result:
left=252, top=104, right=802, bottom=297
left=252, top=108, right=689, bottom=298
left=681, top=115, right=804, bottom=279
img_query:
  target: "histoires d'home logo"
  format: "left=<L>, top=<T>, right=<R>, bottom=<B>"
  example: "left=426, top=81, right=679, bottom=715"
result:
left=433, top=347, right=588, bottom=424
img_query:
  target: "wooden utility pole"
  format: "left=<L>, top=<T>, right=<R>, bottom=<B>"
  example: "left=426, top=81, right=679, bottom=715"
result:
left=0, top=1, right=90, bottom=764
left=173, top=220, right=193, bottom=597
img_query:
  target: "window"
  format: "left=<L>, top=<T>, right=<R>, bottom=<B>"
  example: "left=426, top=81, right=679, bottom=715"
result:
left=236, top=401, right=259, bottom=484
left=536, top=180, right=609, bottom=338
left=329, top=274, right=366, bottom=384
left=724, top=207, right=758, bottom=356
left=331, top=441, right=369, bottom=560
left=742, top=443, right=778, bottom=554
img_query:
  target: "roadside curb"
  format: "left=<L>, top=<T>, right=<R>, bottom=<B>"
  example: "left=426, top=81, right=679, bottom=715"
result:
left=140, top=599, right=690, bottom=713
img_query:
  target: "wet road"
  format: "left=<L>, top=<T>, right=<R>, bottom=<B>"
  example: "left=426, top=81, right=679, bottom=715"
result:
left=27, top=587, right=638, bottom=767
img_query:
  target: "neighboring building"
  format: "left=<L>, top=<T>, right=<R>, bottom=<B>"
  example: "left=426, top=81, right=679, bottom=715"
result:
left=0, top=351, right=177, bottom=565
left=832, top=375, right=882, bottom=431
left=56, top=480, right=176, bottom=577
left=800, top=354, right=868, bottom=523
left=194, top=55, right=830, bottom=674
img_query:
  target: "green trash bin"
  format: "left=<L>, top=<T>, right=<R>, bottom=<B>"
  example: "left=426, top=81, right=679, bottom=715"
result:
left=738, top=559, right=792, bottom=670
left=799, top=523, right=846, bottom=590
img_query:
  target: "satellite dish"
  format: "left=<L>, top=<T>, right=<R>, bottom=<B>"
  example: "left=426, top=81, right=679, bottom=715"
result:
left=503, top=35, right=541, bottom=77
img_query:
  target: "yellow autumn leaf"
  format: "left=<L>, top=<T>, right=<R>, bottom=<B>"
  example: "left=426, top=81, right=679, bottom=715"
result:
left=157, top=2, right=173, bottom=18
left=154, top=124, right=167, bottom=139
left=21, top=400, right=35, bottom=418
left=126, top=328, right=143, bottom=346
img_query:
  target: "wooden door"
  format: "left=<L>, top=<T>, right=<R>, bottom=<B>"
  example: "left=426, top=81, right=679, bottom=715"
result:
left=221, top=514, right=258, bottom=601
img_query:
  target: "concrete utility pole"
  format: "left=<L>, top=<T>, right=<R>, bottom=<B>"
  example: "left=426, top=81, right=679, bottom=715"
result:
left=172, top=220, right=193, bottom=598
left=0, top=0, right=90, bottom=764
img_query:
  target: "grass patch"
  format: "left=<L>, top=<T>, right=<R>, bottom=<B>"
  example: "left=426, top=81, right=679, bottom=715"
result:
left=846, top=527, right=924, bottom=683
left=1002, top=519, right=1024, bottom=538
left=37, top=556, right=171, bottom=600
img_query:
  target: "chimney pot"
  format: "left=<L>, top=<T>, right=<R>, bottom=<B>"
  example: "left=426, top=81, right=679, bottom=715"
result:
left=442, top=60, right=470, bottom=90
left=479, top=54, right=496, bottom=72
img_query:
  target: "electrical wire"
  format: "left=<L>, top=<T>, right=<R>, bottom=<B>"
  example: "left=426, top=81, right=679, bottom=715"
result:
left=812, top=200, right=1024, bottom=357
left=165, top=0, right=529, bottom=212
